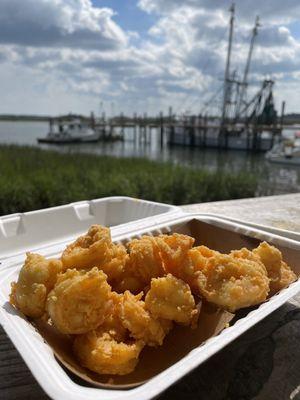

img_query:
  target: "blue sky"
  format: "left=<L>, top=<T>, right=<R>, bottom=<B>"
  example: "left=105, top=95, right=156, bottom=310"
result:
left=289, top=21, right=300, bottom=39
left=1, top=0, right=300, bottom=116
left=93, top=0, right=156, bottom=36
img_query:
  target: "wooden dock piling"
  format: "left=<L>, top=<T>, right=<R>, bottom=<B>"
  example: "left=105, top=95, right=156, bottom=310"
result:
left=159, top=111, right=164, bottom=149
left=133, top=112, right=137, bottom=143
left=91, top=112, right=288, bottom=152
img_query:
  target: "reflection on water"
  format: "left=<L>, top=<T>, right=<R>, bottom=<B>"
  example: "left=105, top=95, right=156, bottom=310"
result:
left=0, top=120, right=300, bottom=196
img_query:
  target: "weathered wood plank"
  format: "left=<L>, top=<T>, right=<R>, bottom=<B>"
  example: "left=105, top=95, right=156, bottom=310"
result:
left=0, top=327, right=49, bottom=399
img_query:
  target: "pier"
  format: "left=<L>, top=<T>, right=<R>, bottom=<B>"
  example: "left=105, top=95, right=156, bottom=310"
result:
left=42, top=111, right=300, bottom=152
left=92, top=113, right=290, bottom=152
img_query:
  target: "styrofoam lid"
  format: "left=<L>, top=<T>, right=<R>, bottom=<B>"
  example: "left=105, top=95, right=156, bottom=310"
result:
left=0, top=197, right=181, bottom=259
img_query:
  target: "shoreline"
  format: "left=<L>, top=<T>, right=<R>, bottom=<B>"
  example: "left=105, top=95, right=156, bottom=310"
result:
left=0, top=115, right=51, bottom=122
left=0, top=144, right=258, bottom=215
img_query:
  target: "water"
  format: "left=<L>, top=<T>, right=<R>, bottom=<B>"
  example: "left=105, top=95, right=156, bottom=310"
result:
left=0, top=120, right=300, bottom=196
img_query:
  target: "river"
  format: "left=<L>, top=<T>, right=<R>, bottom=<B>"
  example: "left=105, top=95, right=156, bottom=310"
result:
left=0, top=120, right=299, bottom=196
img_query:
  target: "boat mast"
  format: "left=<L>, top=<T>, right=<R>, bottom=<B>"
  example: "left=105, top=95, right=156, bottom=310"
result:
left=235, top=16, right=260, bottom=120
left=220, top=3, right=235, bottom=132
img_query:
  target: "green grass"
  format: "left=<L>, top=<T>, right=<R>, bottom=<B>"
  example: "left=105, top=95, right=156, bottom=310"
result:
left=0, top=145, right=258, bottom=215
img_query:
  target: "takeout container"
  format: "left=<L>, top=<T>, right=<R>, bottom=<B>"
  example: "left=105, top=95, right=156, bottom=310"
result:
left=1, top=198, right=300, bottom=400
left=0, top=196, right=180, bottom=259
left=218, top=216, right=300, bottom=242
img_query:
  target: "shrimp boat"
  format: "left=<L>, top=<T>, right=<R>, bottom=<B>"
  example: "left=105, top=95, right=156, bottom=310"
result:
left=265, top=132, right=300, bottom=165
left=37, top=117, right=102, bottom=144
left=170, top=116, right=275, bottom=151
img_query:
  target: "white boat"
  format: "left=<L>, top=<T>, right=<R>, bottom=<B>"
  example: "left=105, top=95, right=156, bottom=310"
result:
left=37, top=118, right=102, bottom=144
left=266, top=134, right=300, bottom=164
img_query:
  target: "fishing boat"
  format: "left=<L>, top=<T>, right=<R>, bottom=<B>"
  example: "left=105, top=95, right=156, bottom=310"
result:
left=170, top=116, right=275, bottom=151
left=37, top=118, right=102, bottom=144
left=265, top=133, right=300, bottom=165
left=168, top=6, right=280, bottom=153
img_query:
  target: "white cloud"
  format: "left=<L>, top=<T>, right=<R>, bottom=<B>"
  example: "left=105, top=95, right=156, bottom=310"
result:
left=0, top=0, right=127, bottom=50
left=137, top=0, right=300, bottom=113
left=1, top=0, right=300, bottom=115
left=138, top=0, right=300, bottom=23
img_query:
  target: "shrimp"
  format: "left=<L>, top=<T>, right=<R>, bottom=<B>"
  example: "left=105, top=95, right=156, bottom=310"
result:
left=160, top=245, right=218, bottom=293
left=119, top=290, right=172, bottom=346
left=196, top=254, right=270, bottom=312
left=47, top=267, right=113, bottom=334
left=126, top=236, right=165, bottom=285
left=253, top=241, right=297, bottom=294
left=145, top=274, right=197, bottom=325
left=73, top=329, right=144, bottom=375
left=10, top=253, right=62, bottom=318
left=61, top=225, right=112, bottom=270
left=157, top=233, right=195, bottom=276
left=99, top=243, right=129, bottom=283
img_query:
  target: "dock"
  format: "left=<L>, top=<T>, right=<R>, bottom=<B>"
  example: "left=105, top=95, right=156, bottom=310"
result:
left=89, top=112, right=298, bottom=152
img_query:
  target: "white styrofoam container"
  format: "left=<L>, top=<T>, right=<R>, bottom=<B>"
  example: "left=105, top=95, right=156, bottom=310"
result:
left=0, top=196, right=180, bottom=259
left=1, top=211, right=300, bottom=400
left=182, top=212, right=300, bottom=242
left=219, top=217, right=300, bottom=242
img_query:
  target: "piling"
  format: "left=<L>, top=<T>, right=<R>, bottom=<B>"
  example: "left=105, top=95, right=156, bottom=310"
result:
left=133, top=112, right=137, bottom=143
left=120, top=112, right=125, bottom=140
left=203, top=115, right=208, bottom=147
left=159, top=111, right=164, bottom=149
left=189, top=116, right=196, bottom=146
left=280, top=101, right=285, bottom=130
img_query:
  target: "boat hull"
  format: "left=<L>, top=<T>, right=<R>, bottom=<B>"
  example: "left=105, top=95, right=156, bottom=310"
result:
left=169, top=126, right=273, bottom=151
left=266, top=156, right=300, bottom=165
left=169, top=133, right=272, bottom=151
left=37, top=136, right=101, bottom=144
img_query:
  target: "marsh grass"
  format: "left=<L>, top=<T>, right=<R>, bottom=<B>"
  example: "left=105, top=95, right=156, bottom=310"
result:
left=0, top=145, right=258, bottom=214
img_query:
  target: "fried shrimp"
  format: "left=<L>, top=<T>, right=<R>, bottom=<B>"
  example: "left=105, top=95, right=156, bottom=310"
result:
left=126, top=236, right=165, bottom=285
left=158, top=245, right=218, bottom=292
left=47, top=267, right=113, bottom=334
left=157, top=233, right=195, bottom=275
left=230, top=247, right=261, bottom=262
left=119, top=291, right=172, bottom=346
left=189, top=245, right=219, bottom=274
left=113, top=235, right=167, bottom=293
left=196, top=254, right=270, bottom=312
left=98, top=244, right=128, bottom=283
left=61, top=225, right=112, bottom=270
left=253, top=242, right=296, bottom=294
left=100, top=292, right=128, bottom=342
left=145, top=274, right=197, bottom=325
left=117, top=233, right=194, bottom=292
left=10, top=253, right=62, bottom=318
left=73, top=329, right=144, bottom=375
left=113, top=274, right=145, bottom=294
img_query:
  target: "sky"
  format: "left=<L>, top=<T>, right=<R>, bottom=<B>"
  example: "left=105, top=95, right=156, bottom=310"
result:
left=1, top=0, right=300, bottom=116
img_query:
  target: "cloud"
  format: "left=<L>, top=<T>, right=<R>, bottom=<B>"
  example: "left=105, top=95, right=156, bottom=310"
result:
left=0, top=0, right=127, bottom=50
left=1, top=0, right=300, bottom=115
left=138, top=0, right=300, bottom=23
left=136, top=0, right=300, bottom=113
